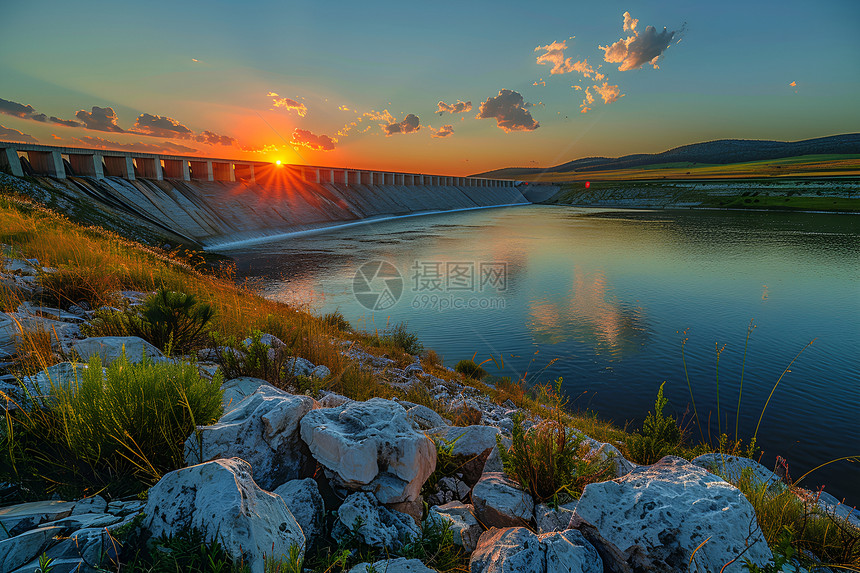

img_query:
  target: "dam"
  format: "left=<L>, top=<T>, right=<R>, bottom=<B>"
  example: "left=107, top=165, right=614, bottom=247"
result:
left=0, top=142, right=542, bottom=250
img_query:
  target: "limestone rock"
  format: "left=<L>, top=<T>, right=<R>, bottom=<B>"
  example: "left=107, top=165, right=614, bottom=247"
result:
left=220, top=376, right=269, bottom=413
left=469, top=527, right=602, bottom=573
left=579, top=436, right=636, bottom=477
left=184, top=385, right=314, bottom=490
left=72, top=336, right=163, bottom=364
left=472, top=472, right=534, bottom=528
left=0, top=500, right=76, bottom=539
left=311, top=365, right=331, bottom=378
left=0, top=526, right=64, bottom=571
left=348, top=557, right=436, bottom=573
left=535, top=502, right=578, bottom=534
left=573, top=456, right=772, bottom=572
left=18, top=362, right=88, bottom=400
left=287, top=357, right=315, bottom=377
left=300, top=398, right=436, bottom=503
left=428, top=502, right=482, bottom=552
left=333, top=492, right=419, bottom=550
left=71, top=495, right=107, bottom=515
left=431, top=425, right=500, bottom=458
left=272, top=478, right=325, bottom=545
left=144, top=458, right=304, bottom=573
left=406, top=404, right=447, bottom=430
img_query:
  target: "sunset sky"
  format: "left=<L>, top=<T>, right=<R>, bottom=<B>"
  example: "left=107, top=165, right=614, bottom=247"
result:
left=1, top=0, right=858, bottom=175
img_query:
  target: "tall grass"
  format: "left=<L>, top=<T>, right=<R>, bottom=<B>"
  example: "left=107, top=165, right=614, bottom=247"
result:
left=0, top=353, right=223, bottom=499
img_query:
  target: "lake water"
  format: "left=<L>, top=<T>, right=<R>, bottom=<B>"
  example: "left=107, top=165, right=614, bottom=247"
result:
left=225, top=205, right=860, bottom=504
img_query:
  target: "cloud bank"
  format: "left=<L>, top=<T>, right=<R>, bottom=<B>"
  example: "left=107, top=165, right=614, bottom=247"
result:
left=70, top=135, right=197, bottom=154
left=0, top=97, right=48, bottom=122
left=383, top=113, right=420, bottom=135
left=600, top=12, right=676, bottom=71
left=130, top=113, right=193, bottom=138
left=0, top=124, right=37, bottom=143
left=290, top=128, right=336, bottom=151
left=593, top=82, right=624, bottom=104
left=476, top=89, right=539, bottom=132
left=436, top=100, right=472, bottom=115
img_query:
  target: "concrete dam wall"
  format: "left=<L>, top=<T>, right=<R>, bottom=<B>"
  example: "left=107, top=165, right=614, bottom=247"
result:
left=30, top=174, right=532, bottom=250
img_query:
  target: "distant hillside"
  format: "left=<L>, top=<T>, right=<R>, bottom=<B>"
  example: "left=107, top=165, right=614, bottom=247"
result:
left=476, top=134, right=860, bottom=179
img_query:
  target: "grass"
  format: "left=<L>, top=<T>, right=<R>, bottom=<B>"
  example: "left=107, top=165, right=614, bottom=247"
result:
left=1, top=353, right=223, bottom=499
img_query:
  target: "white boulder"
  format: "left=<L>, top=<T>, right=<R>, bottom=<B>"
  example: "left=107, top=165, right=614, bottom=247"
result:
left=348, top=557, right=436, bottom=573
left=272, top=478, right=325, bottom=545
left=219, top=376, right=270, bottom=414
left=469, top=527, right=602, bottom=573
left=472, top=472, right=534, bottom=528
left=72, top=336, right=163, bottom=364
left=332, top=492, right=419, bottom=550
left=573, top=456, right=772, bottom=572
left=184, top=385, right=314, bottom=490
left=144, top=458, right=304, bottom=573
left=692, top=453, right=782, bottom=489
left=300, top=398, right=436, bottom=503
left=428, top=502, right=483, bottom=552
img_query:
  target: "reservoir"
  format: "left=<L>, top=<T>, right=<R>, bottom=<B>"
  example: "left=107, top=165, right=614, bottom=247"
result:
left=224, top=205, right=859, bottom=504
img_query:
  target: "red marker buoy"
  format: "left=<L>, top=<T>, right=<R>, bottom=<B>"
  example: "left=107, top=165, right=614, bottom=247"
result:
left=585, top=181, right=591, bottom=189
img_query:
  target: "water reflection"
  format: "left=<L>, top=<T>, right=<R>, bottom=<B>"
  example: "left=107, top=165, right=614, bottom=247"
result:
left=528, top=267, right=650, bottom=359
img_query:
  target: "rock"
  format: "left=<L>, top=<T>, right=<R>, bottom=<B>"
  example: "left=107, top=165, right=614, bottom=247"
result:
left=19, top=362, right=88, bottom=399
left=42, top=512, right=121, bottom=531
left=580, top=437, right=636, bottom=477
left=272, top=479, right=325, bottom=545
left=71, top=495, right=107, bottom=515
left=431, top=425, right=500, bottom=484
left=0, top=526, right=64, bottom=571
left=405, top=404, right=447, bottom=430
left=428, top=502, right=482, bottom=552
left=692, top=453, right=782, bottom=489
left=573, top=456, right=772, bottom=572
left=318, top=391, right=351, bottom=408
left=300, top=398, right=436, bottom=503
left=144, top=458, right=304, bottom=573
left=286, top=357, right=315, bottom=377
left=71, top=336, right=163, bottom=364
left=469, top=527, right=602, bottom=573
left=106, top=500, right=144, bottom=517
left=814, top=492, right=860, bottom=530
left=220, top=376, right=269, bottom=413
left=483, top=443, right=505, bottom=474
left=333, top=492, right=419, bottom=550
left=184, top=385, right=315, bottom=490
left=243, top=333, right=285, bottom=349
left=472, top=472, right=534, bottom=528
left=535, top=502, right=578, bottom=534
left=311, top=365, right=331, bottom=378
left=0, top=500, right=76, bottom=539
left=348, top=557, right=436, bottom=573
left=30, top=526, right=121, bottom=569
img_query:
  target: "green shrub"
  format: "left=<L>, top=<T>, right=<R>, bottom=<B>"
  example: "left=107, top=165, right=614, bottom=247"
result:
left=454, top=359, right=487, bottom=380
left=625, top=382, right=683, bottom=465
left=0, top=353, right=223, bottom=499
left=497, top=412, right=614, bottom=503
left=364, top=322, right=423, bottom=355
left=214, top=330, right=294, bottom=388
left=82, top=287, right=215, bottom=355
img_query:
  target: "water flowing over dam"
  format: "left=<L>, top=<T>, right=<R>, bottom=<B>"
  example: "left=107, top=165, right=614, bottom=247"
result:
left=32, top=174, right=531, bottom=250
left=1, top=142, right=541, bottom=250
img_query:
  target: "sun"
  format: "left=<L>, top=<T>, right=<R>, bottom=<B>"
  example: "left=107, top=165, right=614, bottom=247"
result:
left=275, top=160, right=282, bottom=166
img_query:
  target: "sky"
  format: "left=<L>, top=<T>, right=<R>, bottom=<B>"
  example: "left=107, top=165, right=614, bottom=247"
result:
left=1, top=0, right=859, bottom=175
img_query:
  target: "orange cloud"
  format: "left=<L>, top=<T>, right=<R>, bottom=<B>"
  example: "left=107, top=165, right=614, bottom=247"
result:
left=431, top=124, right=454, bottom=138
left=571, top=59, right=597, bottom=79
left=592, top=82, right=624, bottom=104
left=535, top=40, right=576, bottom=75
left=0, top=97, right=48, bottom=122
left=383, top=113, right=420, bottom=136
left=436, top=100, right=472, bottom=115
left=290, top=128, right=336, bottom=151
left=533, top=79, right=546, bottom=87
left=600, top=13, right=676, bottom=71
left=268, top=92, right=308, bottom=117
left=0, top=124, right=37, bottom=143
left=789, top=81, right=797, bottom=87
left=580, top=87, right=595, bottom=113
left=623, top=11, right=639, bottom=32
left=196, top=130, right=236, bottom=146
left=476, top=89, right=539, bottom=132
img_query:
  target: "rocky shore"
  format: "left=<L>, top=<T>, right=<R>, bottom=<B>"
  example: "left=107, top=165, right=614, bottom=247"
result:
left=1, top=254, right=858, bottom=573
